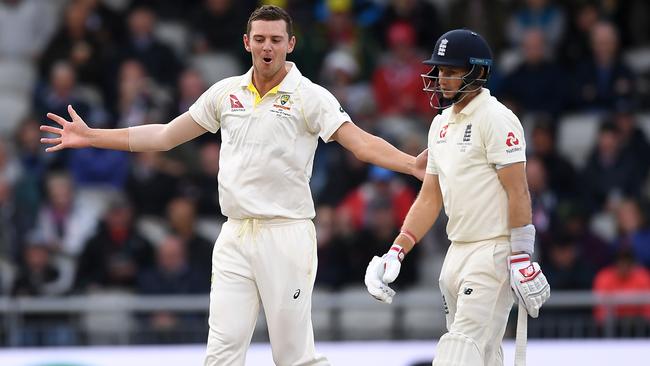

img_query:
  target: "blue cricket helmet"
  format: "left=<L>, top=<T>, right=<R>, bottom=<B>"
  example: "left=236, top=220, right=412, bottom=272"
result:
left=421, top=29, right=493, bottom=109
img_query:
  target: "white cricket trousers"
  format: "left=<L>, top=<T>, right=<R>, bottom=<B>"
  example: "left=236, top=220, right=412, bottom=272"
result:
left=204, top=218, right=330, bottom=366
left=435, top=237, right=514, bottom=366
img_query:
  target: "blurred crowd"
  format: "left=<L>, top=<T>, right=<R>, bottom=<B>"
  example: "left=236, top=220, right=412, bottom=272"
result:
left=1, top=0, right=650, bottom=343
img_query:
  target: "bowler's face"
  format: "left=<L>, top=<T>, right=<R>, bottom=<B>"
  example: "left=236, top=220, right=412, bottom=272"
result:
left=244, top=20, right=295, bottom=80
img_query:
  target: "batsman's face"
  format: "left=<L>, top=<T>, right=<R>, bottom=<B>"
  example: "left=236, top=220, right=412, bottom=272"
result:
left=437, top=66, right=466, bottom=99
left=244, top=20, right=296, bottom=80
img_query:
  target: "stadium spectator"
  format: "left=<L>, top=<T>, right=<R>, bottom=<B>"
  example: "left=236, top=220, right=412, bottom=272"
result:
left=372, top=22, right=431, bottom=120
left=529, top=119, right=577, bottom=198
left=543, top=233, right=595, bottom=290
left=499, top=29, right=568, bottom=117
left=338, top=165, right=415, bottom=231
left=507, top=0, right=566, bottom=51
left=612, top=199, right=650, bottom=268
left=314, top=205, right=350, bottom=289
left=375, top=0, right=442, bottom=50
left=581, top=121, right=643, bottom=214
left=114, top=7, right=181, bottom=87
left=165, top=196, right=213, bottom=279
left=593, top=249, right=650, bottom=323
left=75, top=196, right=153, bottom=292
left=126, top=151, right=183, bottom=216
left=573, top=21, right=636, bottom=112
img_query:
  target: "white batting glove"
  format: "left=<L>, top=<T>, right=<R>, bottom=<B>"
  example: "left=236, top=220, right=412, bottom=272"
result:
left=364, top=244, right=405, bottom=304
left=509, top=253, right=551, bottom=318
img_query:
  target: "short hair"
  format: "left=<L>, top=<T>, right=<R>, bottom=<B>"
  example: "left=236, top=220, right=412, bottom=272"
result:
left=246, top=5, right=293, bottom=37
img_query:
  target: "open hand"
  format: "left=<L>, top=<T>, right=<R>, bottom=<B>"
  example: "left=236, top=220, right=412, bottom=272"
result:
left=40, top=105, right=91, bottom=152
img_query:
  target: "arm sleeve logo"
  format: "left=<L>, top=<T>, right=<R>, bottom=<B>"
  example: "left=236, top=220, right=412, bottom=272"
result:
left=506, top=132, right=519, bottom=147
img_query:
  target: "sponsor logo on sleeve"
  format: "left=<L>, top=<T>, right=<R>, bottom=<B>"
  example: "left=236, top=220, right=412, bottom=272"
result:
left=505, top=131, right=522, bottom=153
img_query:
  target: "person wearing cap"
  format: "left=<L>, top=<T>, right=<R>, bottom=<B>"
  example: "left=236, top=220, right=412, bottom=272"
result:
left=364, top=29, right=551, bottom=365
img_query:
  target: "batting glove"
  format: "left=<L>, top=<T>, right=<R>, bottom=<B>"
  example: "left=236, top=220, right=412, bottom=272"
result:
left=509, top=253, right=551, bottom=318
left=364, top=244, right=405, bottom=304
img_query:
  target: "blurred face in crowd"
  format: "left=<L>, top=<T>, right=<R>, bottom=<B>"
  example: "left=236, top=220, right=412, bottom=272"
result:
left=167, top=197, right=197, bottom=234
left=388, top=22, right=417, bottom=60
left=128, top=8, right=155, bottom=39
left=522, top=29, right=546, bottom=65
left=46, top=174, right=73, bottom=210
left=614, top=112, right=635, bottom=139
left=16, top=118, right=42, bottom=154
left=244, top=20, right=295, bottom=81
left=119, top=60, right=147, bottom=103
left=532, top=126, right=554, bottom=156
left=206, top=0, right=232, bottom=14
left=0, top=179, right=10, bottom=204
left=50, top=62, right=76, bottom=96
left=158, top=236, right=187, bottom=273
left=0, top=138, right=8, bottom=169
left=576, top=4, right=599, bottom=33
left=65, top=2, right=89, bottom=34
left=25, top=246, right=50, bottom=272
left=550, top=242, right=577, bottom=269
left=199, top=142, right=220, bottom=176
left=106, top=204, right=133, bottom=230
left=526, top=0, right=547, bottom=11
left=179, top=69, right=206, bottom=101
left=616, top=199, right=643, bottom=234
left=597, top=128, right=620, bottom=159
left=526, top=157, right=547, bottom=194
left=591, top=22, right=619, bottom=64
left=315, top=206, right=335, bottom=246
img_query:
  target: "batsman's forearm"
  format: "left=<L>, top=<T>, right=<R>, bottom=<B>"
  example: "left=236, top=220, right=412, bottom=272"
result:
left=508, top=190, right=532, bottom=228
left=394, top=195, right=441, bottom=253
left=361, top=135, right=416, bottom=176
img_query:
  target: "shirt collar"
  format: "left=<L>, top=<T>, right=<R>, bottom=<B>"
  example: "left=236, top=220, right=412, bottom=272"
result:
left=451, top=88, right=490, bottom=120
left=239, top=62, right=302, bottom=93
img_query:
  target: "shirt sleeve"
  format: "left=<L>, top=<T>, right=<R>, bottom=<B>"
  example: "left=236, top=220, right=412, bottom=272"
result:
left=302, top=83, right=351, bottom=142
left=483, top=109, right=527, bottom=166
left=426, top=116, right=440, bottom=175
left=188, top=79, right=229, bottom=133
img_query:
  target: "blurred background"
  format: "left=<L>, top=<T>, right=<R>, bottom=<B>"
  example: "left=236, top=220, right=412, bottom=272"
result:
left=0, top=0, right=650, bottom=364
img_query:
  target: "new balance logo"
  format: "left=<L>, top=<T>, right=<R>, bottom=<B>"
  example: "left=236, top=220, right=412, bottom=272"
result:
left=463, top=287, right=473, bottom=295
left=437, top=39, right=448, bottom=56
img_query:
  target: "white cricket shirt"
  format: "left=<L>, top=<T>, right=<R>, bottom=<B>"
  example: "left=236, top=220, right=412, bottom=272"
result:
left=426, top=88, right=526, bottom=242
left=189, top=62, right=351, bottom=219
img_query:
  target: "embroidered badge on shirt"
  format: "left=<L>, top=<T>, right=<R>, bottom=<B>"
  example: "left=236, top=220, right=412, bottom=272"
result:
left=273, top=94, right=292, bottom=111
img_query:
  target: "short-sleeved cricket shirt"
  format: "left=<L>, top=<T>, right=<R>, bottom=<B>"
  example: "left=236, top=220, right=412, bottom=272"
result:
left=426, top=88, right=526, bottom=242
left=189, top=62, right=351, bottom=219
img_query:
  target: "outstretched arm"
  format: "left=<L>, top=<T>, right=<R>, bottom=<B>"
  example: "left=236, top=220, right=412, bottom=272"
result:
left=41, top=105, right=207, bottom=153
left=331, top=122, right=427, bottom=180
